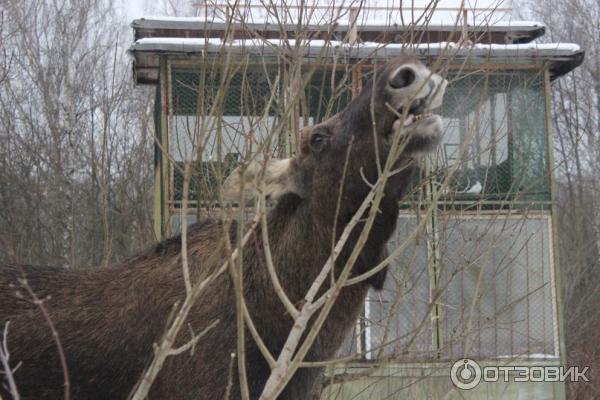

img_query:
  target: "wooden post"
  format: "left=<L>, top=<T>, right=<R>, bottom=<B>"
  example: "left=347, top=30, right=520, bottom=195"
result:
left=462, top=7, right=469, bottom=44
left=349, top=7, right=358, bottom=46
left=153, top=56, right=170, bottom=241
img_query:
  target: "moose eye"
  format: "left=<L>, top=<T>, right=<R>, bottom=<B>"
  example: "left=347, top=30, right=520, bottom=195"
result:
left=309, top=133, right=328, bottom=151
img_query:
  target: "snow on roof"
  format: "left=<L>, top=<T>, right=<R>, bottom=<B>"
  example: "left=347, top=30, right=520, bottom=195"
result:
left=129, top=35, right=584, bottom=85
left=131, top=37, right=581, bottom=58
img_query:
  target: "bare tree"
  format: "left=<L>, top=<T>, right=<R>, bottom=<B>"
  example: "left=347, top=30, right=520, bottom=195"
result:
left=0, top=0, right=155, bottom=269
left=519, top=1, right=600, bottom=398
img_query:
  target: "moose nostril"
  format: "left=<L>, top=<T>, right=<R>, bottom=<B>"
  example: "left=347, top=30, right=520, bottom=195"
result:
left=389, top=67, right=416, bottom=89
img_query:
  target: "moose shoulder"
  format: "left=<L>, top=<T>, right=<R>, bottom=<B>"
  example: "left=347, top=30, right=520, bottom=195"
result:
left=0, top=55, right=446, bottom=399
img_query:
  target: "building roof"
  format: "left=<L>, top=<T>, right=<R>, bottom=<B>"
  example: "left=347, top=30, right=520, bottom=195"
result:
left=129, top=36, right=585, bottom=85
left=131, top=16, right=546, bottom=46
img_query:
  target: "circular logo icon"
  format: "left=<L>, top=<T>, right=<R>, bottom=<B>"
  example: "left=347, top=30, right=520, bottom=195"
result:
left=450, top=358, right=482, bottom=390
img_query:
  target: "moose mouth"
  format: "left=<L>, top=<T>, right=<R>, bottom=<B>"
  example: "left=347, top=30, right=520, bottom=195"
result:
left=393, top=99, right=434, bottom=130
left=401, top=111, right=434, bottom=127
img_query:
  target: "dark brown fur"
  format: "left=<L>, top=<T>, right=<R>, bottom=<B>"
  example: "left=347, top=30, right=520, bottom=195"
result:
left=0, top=56, right=442, bottom=399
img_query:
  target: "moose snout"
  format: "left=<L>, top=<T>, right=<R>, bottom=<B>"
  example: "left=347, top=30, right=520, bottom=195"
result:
left=389, top=66, right=416, bottom=89
left=387, top=64, right=447, bottom=111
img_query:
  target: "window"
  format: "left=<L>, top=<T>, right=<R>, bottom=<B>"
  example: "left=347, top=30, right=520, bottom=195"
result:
left=355, top=213, right=559, bottom=361
left=431, top=72, right=549, bottom=204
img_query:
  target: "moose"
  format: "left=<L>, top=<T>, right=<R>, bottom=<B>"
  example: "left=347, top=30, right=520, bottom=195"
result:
left=0, top=55, right=446, bottom=399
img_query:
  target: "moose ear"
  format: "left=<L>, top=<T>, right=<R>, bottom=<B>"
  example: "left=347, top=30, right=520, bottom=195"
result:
left=221, top=158, right=302, bottom=205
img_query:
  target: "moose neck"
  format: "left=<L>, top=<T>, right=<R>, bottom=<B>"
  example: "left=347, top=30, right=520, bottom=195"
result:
left=262, top=175, right=402, bottom=302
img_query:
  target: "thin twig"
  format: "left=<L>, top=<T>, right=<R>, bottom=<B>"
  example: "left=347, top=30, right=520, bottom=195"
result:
left=181, top=161, right=192, bottom=295
left=17, top=277, right=70, bottom=400
left=241, top=301, right=276, bottom=368
left=168, top=319, right=220, bottom=356
left=259, top=183, right=299, bottom=319
left=0, top=322, right=20, bottom=400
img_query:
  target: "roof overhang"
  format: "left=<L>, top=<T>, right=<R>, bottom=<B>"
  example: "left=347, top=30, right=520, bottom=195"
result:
left=129, top=38, right=584, bottom=85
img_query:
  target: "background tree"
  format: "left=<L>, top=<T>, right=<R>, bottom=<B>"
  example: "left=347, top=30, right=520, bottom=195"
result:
left=520, top=1, right=600, bottom=398
left=0, top=0, right=155, bottom=269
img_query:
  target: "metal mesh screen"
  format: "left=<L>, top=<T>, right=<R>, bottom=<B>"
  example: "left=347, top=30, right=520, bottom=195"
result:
left=365, top=215, right=434, bottom=360
left=360, top=213, right=558, bottom=362
left=302, top=68, right=353, bottom=123
left=171, top=68, right=276, bottom=116
left=432, top=71, right=549, bottom=206
left=436, top=214, right=557, bottom=359
left=168, top=65, right=282, bottom=208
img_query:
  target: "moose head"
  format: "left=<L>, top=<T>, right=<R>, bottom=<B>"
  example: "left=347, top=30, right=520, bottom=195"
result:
left=224, top=54, right=447, bottom=219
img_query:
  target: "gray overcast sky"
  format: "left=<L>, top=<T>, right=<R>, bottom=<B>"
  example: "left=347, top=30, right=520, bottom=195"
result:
left=122, top=0, right=146, bottom=20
